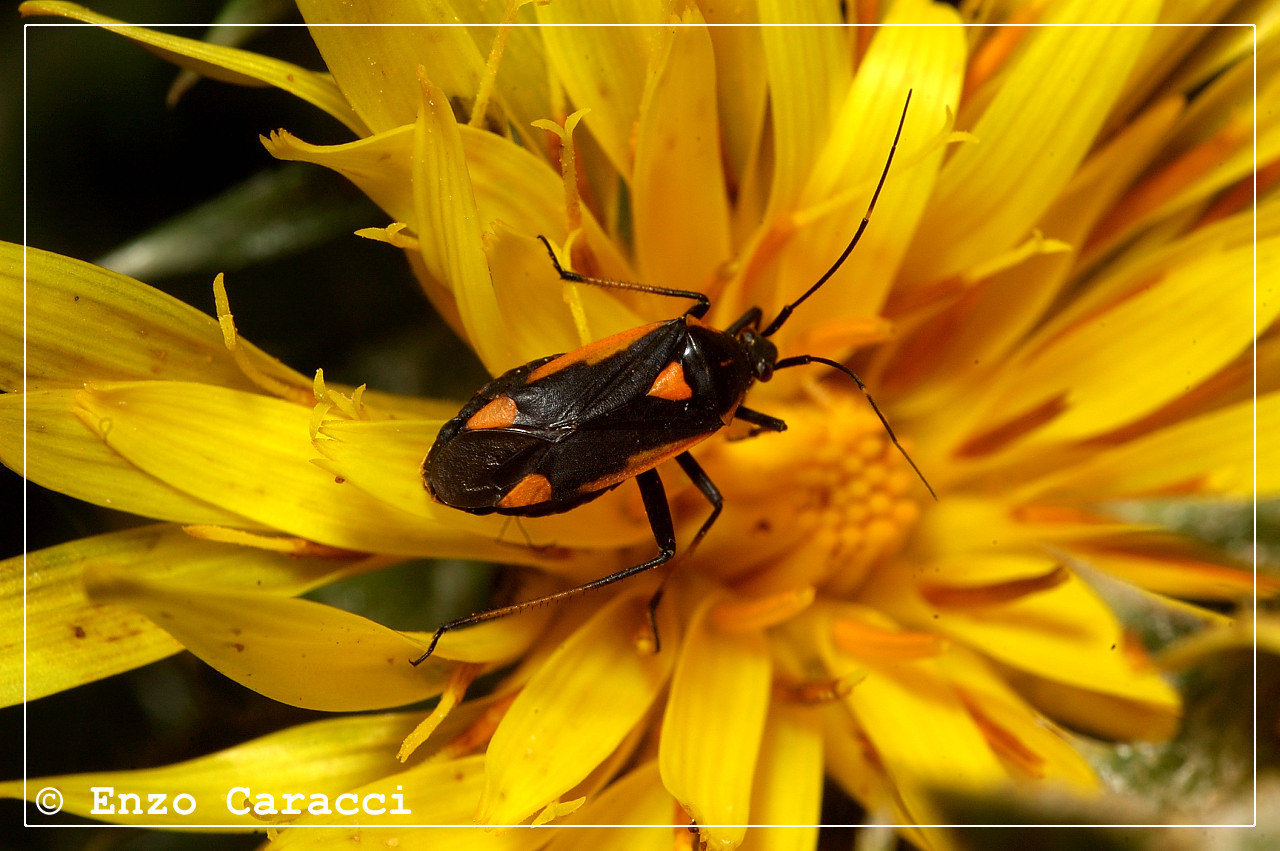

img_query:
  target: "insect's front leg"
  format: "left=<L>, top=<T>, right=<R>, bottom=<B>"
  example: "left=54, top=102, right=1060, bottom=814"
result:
left=728, top=405, right=788, bottom=440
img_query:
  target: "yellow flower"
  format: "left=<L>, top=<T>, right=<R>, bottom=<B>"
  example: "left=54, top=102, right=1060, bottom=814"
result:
left=4, top=2, right=1274, bottom=849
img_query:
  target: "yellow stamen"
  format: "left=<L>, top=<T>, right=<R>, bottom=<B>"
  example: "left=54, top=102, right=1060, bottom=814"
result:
left=531, top=111, right=594, bottom=344
left=831, top=617, right=948, bottom=661
left=918, top=564, right=1069, bottom=609
left=311, top=369, right=366, bottom=421
left=961, top=229, right=1072, bottom=283
left=710, top=586, right=815, bottom=632
left=532, top=108, right=590, bottom=235
left=181, top=525, right=363, bottom=558
left=355, top=222, right=420, bottom=251
left=398, top=662, right=483, bottom=762
left=532, top=796, right=585, bottom=826
left=213, top=273, right=313, bottom=405
left=773, top=670, right=865, bottom=704
left=468, top=0, right=528, bottom=130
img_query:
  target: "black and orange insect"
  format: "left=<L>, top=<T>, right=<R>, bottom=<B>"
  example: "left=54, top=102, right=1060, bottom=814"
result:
left=413, top=92, right=931, bottom=665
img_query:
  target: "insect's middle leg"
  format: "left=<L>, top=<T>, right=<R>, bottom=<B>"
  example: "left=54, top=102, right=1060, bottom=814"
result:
left=410, top=469, right=676, bottom=666
left=643, top=452, right=724, bottom=651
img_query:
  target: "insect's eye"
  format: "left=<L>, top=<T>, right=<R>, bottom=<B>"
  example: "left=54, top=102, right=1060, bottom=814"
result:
left=739, top=330, right=777, bottom=381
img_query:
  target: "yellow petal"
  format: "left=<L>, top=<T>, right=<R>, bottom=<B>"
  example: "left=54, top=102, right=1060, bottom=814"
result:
left=413, top=73, right=515, bottom=373
left=479, top=591, right=672, bottom=826
left=2, top=529, right=175, bottom=706
left=968, top=238, right=1270, bottom=448
left=941, top=649, right=1099, bottom=791
left=71, top=381, right=475, bottom=555
left=455, top=1, right=554, bottom=139
left=535, top=1, right=665, bottom=178
left=544, top=761, right=675, bottom=848
left=296, top=7, right=487, bottom=135
left=861, top=553, right=1181, bottom=740
left=632, top=11, right=732, bottom=296
left=18, top=1, right=366, bottom=135
left=660, top=595, right=771, bottom=849
left=747, top=703, right=822, bottom=848
left=757, top=4, right=852, bottom=221
left=1022, top=394, right=1269, bottom=500
left=1089, top=48, right=1278, bottom=261
left=263, top=126, right=638, bottom=348
left=85, top=566, right=445, bottom=710
left=820, top=634, right=1008, bottom=827
left=1, top=525, right=378, bottom=706
left=819, top=702, right=900, bottom=823
left=272, top=755, right=544, bottom=850
left=272, top=752, right=527, bottom=844
left=908, top=496, right=1140, bottom=562
left=1067, top=544, right=1264, bottom=600
left=0, top=242, right=308, bottom=394
left=486, top=225, right=647, bottom=366
left=774, top=3, right=965, bottom=333
left=1, top=711, right=428, bottom=828
left=902, top=2, right=1159, bottom=282
left=1, top=389, right=253, bottom=526
left=1056, top=200, right=1270, bottom=345
left=895, top=94, right=1184, bottom=415
left=701, top=6, right=767, bottom=206
left=263, top=125, right=417, bottom=227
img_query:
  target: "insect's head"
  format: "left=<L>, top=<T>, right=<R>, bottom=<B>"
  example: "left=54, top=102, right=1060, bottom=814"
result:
left=737, top=326, right=779, bottom=382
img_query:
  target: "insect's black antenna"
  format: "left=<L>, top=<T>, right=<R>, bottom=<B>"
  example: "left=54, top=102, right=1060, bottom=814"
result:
left=761, top=90, right=912, bottom=339
left=774, top=353, right=936, bottom=500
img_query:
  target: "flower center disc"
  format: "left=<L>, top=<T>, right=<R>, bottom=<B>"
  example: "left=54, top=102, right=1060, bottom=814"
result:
left=695, top=396, right=924, bottom=599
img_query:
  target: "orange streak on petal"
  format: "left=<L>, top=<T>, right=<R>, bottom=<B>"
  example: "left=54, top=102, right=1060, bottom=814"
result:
left=1009, top=505, right=1113, bottom=525
left=957, top=690, right=1046, bottom=779
left=962, top=6, right=1041, bottom=104
left=710, top=586, right=815, bottom=632
left=955, top=395, right=1067, bottom=458
left=773, top=671, right=863, bottom=705
left=917, top=564, right=1070, bottom=609
left=1087, top=117, right=1250, bottom=253
left=435, top=690, right=518, bottom=761
left=1196, top=157, right=1280, bottom=229
left=831, top=617, right=948, bottom=660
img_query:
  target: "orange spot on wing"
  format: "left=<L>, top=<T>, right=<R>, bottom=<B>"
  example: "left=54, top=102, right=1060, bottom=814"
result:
left=499, top=473, right=553, bottom=509
left=528, top=322, right=665, bottom=382
left=646, top=361, right=694, bottom=401
left=465, top=394, right=518, bottom=430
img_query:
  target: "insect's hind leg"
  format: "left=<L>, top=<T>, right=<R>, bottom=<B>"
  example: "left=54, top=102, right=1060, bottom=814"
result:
left=410, top=468, right=677, bottom=666
left=644, top=452, right=724, bottom=651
